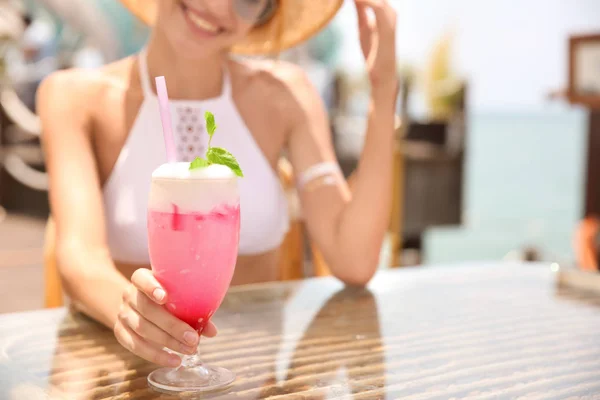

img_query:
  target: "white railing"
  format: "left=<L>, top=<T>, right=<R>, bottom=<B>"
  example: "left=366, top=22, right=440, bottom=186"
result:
left=0, top=86, right=48, bottom=191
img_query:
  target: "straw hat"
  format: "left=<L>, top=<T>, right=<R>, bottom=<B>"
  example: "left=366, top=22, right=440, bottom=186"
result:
left=119, top=0, right=343, bottom=55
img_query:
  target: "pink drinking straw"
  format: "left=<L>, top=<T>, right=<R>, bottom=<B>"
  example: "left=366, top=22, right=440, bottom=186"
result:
left=155, top=76, right=177, bottom=162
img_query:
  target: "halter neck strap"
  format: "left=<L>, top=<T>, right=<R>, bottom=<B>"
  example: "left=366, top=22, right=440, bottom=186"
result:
left=137, top=47, right=153, bottom=97
left=137, top=47, right=232, bottom=100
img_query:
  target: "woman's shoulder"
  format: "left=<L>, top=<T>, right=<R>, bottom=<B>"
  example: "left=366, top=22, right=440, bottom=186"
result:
left=228, top=58, right=317, bottom=107
left=37, top=57, right=141, bottom=109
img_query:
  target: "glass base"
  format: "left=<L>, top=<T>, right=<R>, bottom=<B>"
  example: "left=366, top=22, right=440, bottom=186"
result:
left=148, top=364, right=235, bottom=393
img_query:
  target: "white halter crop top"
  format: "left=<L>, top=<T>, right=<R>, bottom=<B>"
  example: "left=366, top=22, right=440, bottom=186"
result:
left=102, top=50, right=289, bottom=264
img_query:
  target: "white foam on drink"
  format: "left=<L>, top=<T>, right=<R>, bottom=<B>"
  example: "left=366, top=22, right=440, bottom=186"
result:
left=149, top=163, right=239, bottom=213
left=152, top=162, right=236, bottom=180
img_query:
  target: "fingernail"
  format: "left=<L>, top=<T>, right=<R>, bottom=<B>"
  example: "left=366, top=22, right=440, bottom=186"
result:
left=180, top=343, right=196, bottom=355
left=203, top=328, right=217, bottom=338
left=183, top=331, right=198, bottom=346
left=167, top=355, right=181, bottom=367
left=153, top=288, right=166, bottom=302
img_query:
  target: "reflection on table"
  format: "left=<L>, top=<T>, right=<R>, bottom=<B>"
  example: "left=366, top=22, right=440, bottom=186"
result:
left=2, top=264, right=600, bottom=399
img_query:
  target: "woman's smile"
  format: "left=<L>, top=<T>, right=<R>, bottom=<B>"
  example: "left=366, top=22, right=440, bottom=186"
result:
left=179, top=0, right=227, bottom=38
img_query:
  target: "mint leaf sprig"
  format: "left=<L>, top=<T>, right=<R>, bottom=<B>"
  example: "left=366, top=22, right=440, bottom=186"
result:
left=189, top=111, right=243, bottom=177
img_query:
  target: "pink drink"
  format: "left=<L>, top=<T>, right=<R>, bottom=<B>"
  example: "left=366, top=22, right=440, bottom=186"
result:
left=148, top=163, right=239, bottom=332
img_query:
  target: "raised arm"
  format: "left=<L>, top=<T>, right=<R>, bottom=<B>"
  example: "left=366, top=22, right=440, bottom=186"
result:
left=287, top=0, right=397, bottom=286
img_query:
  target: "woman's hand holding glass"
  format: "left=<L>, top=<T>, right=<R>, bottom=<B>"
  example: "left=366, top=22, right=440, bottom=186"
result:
left=113, top=268, right=217, bottom=367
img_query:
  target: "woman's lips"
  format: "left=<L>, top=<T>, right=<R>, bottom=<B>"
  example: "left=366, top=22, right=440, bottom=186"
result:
left=181, top=2, right=225, bottom=37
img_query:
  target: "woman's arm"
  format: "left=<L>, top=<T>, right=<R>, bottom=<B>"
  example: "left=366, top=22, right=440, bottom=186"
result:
left=38, top=70, right=213, bottom=366
left=38, top=71, right=128, bottom=327
left=287, top=0, right=397, bottom=286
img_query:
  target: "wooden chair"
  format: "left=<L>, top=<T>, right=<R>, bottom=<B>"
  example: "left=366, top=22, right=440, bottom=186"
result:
left=388, top=128, right=405, bottom=267
left=277, top=158, right=332, bottom=281
left=44, top=218, right=63, bottom=308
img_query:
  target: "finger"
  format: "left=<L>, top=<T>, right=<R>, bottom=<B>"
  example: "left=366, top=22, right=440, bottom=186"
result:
left=118, top=307, right=197, bottom=355
left=202, top=321, right=218, bottom=338
left=354, top=0, right=396, bottom=35
left=125, top=289, right=200, bottom=348
left=114, top=319, right=181, bottom=367
left=131, top=268, right=167, bottom=305
left=355, top=2, right=369, bottom=28
left=356, top=2, right=375, bottom=57
left=356, top=2, right=376, bottom=29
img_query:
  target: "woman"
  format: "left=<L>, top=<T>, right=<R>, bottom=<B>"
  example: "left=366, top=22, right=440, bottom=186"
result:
left=37, top=0, right=397, bottom=367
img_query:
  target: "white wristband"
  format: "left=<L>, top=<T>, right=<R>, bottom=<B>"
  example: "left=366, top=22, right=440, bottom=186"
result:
left=296, top=162, right=343, bottom=190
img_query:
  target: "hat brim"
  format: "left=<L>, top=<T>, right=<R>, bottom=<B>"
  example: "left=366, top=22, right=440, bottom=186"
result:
left=119, top=0, right=343, bottom=55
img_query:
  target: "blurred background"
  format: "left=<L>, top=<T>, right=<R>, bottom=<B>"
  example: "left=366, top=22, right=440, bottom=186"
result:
left=1, top=0, right=599, bottom=311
